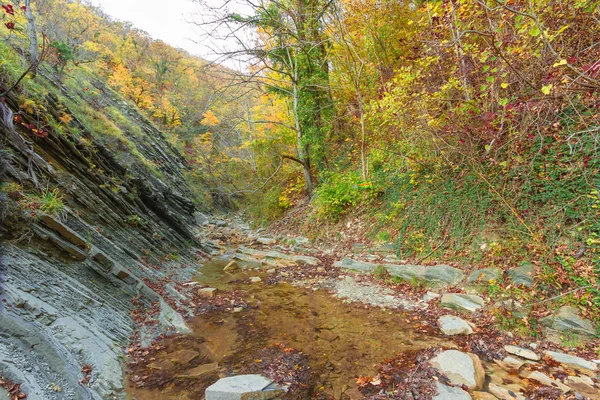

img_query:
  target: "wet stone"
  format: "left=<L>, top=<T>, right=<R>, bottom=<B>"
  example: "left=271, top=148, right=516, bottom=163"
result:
left=544, top=350, right=598, bottom=372
left=488, top=383, right=525, bottom=400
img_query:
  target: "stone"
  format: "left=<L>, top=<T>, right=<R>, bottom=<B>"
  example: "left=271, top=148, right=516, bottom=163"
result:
left=425, top=265, right=465, bottom=286
left=473, top=392, right=498, bottom=400
left=177, top=362, right=219, bottom=379
left=250, top=277, right=262, bottom=283
left=386, top=264, right=426, bottom=281
left=438, top=315, right=473, bottom=335
left=540, top=306, right=596, bottom=336
left=507, top=263, right=534, bottom=287
left=565, top=376, right=597, bottom=394
left=433, top=382, right=472, bottom=400
left=519, top=370, right=570, bottom=393
left=440, top=293, right=485, bottom=313
left=429, top=350, right=485, bottom=389
left=422, top=291, right=440, bottom=302
left=148, top=360, right=175, bottom=371
left=504, top=345, right=540, bottom=361
left=467, top=268, right=502, bottom=284
left=198, top=287, right=218, bottom=297
left=257, top=237, right=276, bottom=245
left=494, top=356, right=525, bottom=372
left=544, top=351, right=598, bottom=372
left=205, top=374, right=285, bottom=400
left=266, top=268, right=276, bottom=274
left=334, top=258, right=377, bottom=273
left=223, top=260, right=239, bottom=272
left=488, top=383, right=525, bottom=400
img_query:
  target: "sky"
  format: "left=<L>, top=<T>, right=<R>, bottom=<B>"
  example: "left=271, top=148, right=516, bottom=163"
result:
left=88, top=0, right=244, bottom=66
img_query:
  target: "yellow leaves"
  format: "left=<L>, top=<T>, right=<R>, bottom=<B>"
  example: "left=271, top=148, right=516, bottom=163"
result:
left=201, top=110, right=220, bottom=127
left=541, top=84, right=553, bottom=95
left=553, top=59, right=567, bottom=67
left=59, top=113, right=73, bottom=125
left=500, top=82, right=509, bottom=89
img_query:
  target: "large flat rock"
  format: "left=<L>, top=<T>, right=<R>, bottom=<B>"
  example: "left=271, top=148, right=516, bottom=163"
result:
left=205, top=374, right=284, bottom=400
left=430, top=350, right=485, bottom=389
left=540, top=305, right=596, bottom=336
left=433, top=381, right=472, bottom=400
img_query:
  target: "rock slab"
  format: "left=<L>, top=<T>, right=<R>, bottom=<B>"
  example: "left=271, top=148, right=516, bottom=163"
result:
left=205, top=375, right=284, bottom=400
left=507, top=263, right=534, bottom=287
left=440, top=294, right=485, bottom=313
left=540, top=305, right=596, bottom=336
left=439, top=315, right=473, bottom=335
left=430, top=350, right=485, bottom=389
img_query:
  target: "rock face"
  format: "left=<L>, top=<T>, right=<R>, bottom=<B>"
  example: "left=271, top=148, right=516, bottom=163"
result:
left=1, top=80, right=205, bottom=399
left=438, top=315, right=473, bottom=335
left=429, top=350, right=485, bottom=389
left=205, top=375, right=285, bottom=400
left=540, top=306, right=596, bottom=336
left=440, top=294, right=485, bottom=313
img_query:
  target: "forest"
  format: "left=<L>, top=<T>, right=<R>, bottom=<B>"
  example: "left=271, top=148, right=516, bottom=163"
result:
left=1, top=0, right=600, bottom=399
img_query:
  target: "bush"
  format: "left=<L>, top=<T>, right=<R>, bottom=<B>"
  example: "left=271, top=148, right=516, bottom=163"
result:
left=313, top=171, right=362, bottom=221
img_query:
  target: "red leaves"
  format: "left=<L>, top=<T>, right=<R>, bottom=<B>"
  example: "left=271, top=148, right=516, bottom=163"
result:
left=4, top=21, right=14, bottom=30
left=0, top=377, right=27, bottom=399
left=2, top=4, right=14, bottom=15
left=80, top=364, right=93, bottom=385
left=582, top=60, right=600, bottom=77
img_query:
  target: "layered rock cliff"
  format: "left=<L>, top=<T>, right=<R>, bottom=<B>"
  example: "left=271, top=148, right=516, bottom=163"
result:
left=0, top=72, right=208, bottom=399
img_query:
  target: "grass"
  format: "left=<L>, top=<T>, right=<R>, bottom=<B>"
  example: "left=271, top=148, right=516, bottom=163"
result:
left=18, top=188, right=65, bottom=218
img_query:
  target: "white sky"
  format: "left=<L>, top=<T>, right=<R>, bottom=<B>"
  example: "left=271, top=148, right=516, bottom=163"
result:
left=88, top=0, right=246, bottom=67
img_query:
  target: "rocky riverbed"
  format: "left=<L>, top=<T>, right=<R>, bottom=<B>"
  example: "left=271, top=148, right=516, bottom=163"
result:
left=123, top=218, right=600, bottom=400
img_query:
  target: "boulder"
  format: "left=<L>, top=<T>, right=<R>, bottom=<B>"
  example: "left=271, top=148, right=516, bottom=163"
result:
left=544, top=351, right=598, bottom=372
left=386, top=264, right=425, bottom=281
left=429, top=350, right=485, bottom=389
left=438, top=315, right=473, bottom=335
left=540, top=306, right=596, bottom=336
left=504, top=345, right=540, bottom=361
left=467, top=268, right=502, bottom=284
left=507, top=263, right=534, bottom=287
left=0, top=388, right=10, bottom=400
left=440, top=294, right=485, bottom=313
left=425, top=265, right=465, bottom=286
left=433, top=382, right=472, bottom=400
left=205, top=374, right=285, bottom=400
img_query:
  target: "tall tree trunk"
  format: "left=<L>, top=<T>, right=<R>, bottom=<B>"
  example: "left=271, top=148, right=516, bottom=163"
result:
left=24, top=0, right=38, bottom=77
left=293, top=81, right=314, bottom=194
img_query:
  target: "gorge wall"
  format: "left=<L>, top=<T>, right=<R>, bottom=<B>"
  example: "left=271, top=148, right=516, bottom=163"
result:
left=0, top=72, right=210, bottom=399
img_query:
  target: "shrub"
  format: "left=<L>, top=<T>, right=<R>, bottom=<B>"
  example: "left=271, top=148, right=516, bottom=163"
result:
left=313, top=171, right=361, bottom=221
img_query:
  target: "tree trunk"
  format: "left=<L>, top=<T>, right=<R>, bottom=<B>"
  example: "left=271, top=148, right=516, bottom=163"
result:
left=292, top=82, right=314, bottom=194
left=24, top=0, right=38, bottom=77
